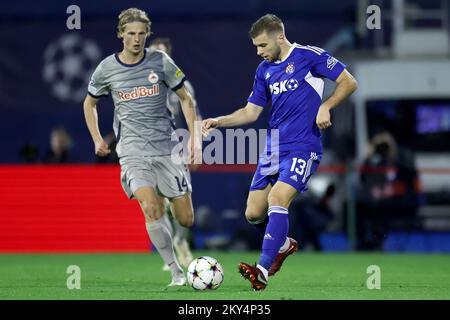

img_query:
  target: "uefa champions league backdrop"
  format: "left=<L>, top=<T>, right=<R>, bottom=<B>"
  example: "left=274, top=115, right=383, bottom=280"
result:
left=0, top=0, right=351, bottom=163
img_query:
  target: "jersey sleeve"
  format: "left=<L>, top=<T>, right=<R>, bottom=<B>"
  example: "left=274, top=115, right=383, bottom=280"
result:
left=87, top=63, right=109, bottom=98
left=247, top=65, right=270, bottom=108
left=162, top=53, right=186, bottom=91
left=309, top=48, right=346, bottom=81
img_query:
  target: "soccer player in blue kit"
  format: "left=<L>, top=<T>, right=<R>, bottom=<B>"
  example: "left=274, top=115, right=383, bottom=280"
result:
left=202, top=14, right=358, bottom=290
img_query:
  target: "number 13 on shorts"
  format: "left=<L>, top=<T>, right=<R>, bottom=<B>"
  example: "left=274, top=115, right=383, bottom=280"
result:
left=290, top=157, right=307, bottom=176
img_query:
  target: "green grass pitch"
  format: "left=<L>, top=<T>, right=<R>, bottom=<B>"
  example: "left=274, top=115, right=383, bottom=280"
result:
left=1, top=252, right=449, bottom=300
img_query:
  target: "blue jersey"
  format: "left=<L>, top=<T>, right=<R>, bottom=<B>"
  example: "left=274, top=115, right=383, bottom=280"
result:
left=247, top=43, right=346, bottom=154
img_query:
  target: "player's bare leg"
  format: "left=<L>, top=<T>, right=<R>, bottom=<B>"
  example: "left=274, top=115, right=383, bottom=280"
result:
left=134, top=187, right=186, bottom=286
left=268, top=181, right=297, bottom=207
left=169, top=193, right=194, bottom=228
left=245, top=184, right=271, bottom=225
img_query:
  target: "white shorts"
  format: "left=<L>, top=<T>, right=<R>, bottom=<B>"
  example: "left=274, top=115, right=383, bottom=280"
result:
left=120, top=155, right=192, bottom=199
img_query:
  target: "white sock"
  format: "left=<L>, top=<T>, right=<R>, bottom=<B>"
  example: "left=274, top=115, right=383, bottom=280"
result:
left=173, top=222, right=189, bottom=245
left=160, top=213, right=174, bottom=237
left=256, top=264, right=269, bottom=280
left=278, top=237, right=290, bottom=253
left=145, top=220, right=182, bottom=275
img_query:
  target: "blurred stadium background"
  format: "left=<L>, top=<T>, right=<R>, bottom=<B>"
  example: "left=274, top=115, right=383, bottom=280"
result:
left=1, top=0, right=450, bottom=297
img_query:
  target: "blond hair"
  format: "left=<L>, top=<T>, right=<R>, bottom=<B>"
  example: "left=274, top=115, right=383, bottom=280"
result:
left=117, top=8, right=151, bottom=38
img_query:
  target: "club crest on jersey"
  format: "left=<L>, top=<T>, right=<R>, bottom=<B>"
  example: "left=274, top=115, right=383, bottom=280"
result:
left=148, top=71, right=159, bottom=84
left=285, top=62, right=295, bottom=74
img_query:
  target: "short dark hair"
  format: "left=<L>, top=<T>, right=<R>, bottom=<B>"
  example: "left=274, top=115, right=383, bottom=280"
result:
left=249, top=14, right=284, bottom=38
left=149, top=37, right=173, bottom=56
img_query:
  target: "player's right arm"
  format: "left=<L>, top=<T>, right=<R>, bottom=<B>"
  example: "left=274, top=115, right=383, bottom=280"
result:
left=202, top=102, right=263, bottom=136
left=83, top=94, right=111, bottom=156
left=201, top=102, right=263, bottom=137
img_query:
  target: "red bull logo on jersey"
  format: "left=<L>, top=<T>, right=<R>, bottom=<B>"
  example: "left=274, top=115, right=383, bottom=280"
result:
left=269, top=79, right=299, bottom=95
left=117, top=84, right=160, bottom=101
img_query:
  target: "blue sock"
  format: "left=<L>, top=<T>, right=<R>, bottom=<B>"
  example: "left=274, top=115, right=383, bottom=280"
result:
left=249, top=217, right=268, bottom=236
left=258, top=206, right=289, bottom=271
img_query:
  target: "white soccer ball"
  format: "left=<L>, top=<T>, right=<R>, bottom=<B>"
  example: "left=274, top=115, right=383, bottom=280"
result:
left=187, top=256, right=224, bottom=290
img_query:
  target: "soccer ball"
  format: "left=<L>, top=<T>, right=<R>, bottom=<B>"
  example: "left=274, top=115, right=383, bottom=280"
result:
left=187, top=256, right=224, bottom=290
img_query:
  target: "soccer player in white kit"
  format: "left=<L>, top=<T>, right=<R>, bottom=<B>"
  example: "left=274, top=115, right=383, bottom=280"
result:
left=83, top=8, right=200, bottom=287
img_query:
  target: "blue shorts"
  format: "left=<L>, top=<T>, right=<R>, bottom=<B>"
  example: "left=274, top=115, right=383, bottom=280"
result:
left=250, top=150, right=322, bottom=193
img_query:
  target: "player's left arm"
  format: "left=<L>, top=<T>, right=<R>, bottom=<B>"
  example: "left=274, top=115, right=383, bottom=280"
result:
left=175, top=85, right=201, bottom=163
left=316, top=69, right=358, bottom=129
left=185, top=80, right=203, bottom=121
